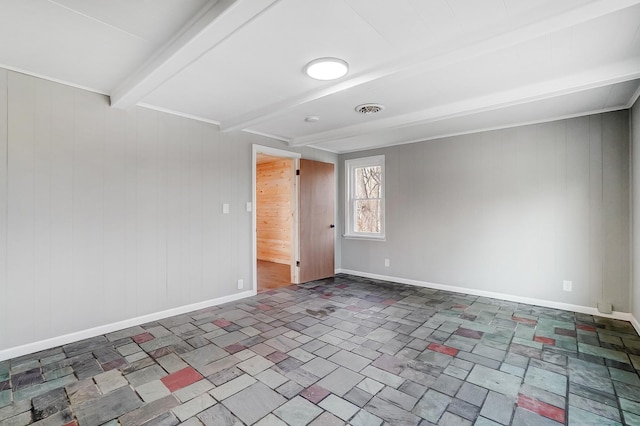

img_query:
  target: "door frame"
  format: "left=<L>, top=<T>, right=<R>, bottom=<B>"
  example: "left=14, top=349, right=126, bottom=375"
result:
left=252, top=144, right=301, bottom=293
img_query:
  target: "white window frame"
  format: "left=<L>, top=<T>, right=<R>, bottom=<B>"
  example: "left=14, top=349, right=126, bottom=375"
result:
left=344, top=155, right=385, bottom=240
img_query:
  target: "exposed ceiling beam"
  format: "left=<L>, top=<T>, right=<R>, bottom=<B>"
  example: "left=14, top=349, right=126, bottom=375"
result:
left=110, top=0, right=281, bottom=109
left=220, top=0, right=640, bottom=133
left=291, top=59, right=640, bottom=147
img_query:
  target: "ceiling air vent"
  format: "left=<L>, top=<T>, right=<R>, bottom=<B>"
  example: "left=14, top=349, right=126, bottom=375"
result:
left=355, top=103, right=385, bottom=114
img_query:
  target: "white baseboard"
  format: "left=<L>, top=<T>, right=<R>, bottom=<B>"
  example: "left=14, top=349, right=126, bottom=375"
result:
left=336, top=269, right=634, bottom=323
left=0, top=290, right=255, bottom=362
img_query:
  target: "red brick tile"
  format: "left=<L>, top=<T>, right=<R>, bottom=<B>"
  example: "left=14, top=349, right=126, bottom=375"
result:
left=382, top=299, right=396, bottom=305
left=534, top=336, right=556, bottom=346
left=322, top=293, right=333, bottom=299
left=428, top=343, right=459, bottom=357
left=224, top=344, right=247, bottom=354
left=300, top=384, right=330, bottom=404
left=161, top=367, right=203, bottom=392
left=149, top=347, right=176, bottom=359
left=518, top=394, right=565, bottom=423
left=512, top=316, right=538, bottom=326
left=577, top=324, right=597, bottom=332
left=453, top=304, right=468, bottom=309
left=454, top=328, right=484, bottom=339
left=257, top=304, right=272, bottom=311
left=266, top=351, right=289, bottom=364
left=132, top=332, right=154, bottom=344
left=101, top=358, right=127, bottom=371
left=336, top=284, right=348, bottom=289
left=213, top=319, right=233, bottom=328
left=555, top=328, right=577, bottom=337
left=64, top=422, right=78, bottom=426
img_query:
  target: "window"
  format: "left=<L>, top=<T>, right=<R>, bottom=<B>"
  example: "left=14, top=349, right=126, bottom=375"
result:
left=345, top=155, right=385, bottom=239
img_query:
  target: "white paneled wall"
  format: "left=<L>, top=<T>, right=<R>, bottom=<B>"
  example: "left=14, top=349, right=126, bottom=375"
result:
left=0, top=70, right=336, bottom=354
left=340, top=111, right=630, bottom=312
left=632, top=100, right=640, bottom=326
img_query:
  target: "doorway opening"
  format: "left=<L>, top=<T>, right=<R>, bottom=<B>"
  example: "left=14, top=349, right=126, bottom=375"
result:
left=252, top=146, right=301, bottom=293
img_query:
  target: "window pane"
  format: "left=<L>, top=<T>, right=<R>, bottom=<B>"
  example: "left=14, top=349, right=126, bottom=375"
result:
left=355, top=199, right=381, bottom=233
left=355, top=166, right=381, bottom=199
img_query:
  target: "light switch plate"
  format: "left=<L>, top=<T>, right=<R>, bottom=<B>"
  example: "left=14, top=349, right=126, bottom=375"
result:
left=222, top=203, right=229, bottom=214
left=246, top=202, right=252, bottom=212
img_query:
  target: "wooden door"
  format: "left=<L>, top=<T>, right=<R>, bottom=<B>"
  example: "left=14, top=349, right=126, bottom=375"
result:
left=298, top=159, right=335, bottom=283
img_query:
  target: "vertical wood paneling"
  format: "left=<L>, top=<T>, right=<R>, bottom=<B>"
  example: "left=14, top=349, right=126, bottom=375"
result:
left=7, top=72, right=36, bottom=347
left=73, top=89, right=106, bottom=327
left=136, top=108, right=160, bottom=314
left=7, top=73, right=36, bottom=346
left=631, top=102, right=640, bottom=321
left=341, top=111, right=630, bottom=310
left=0, top=69, right=7, bottom=345
left=201, top=124, right=220, bottom=298
left=0, top=70, right=339, bottom=353
left=256, top=157, right=294, bottom=264
left=33, top=79, right=53, bottom=341
left=165, top=115, right=184, bottom=305
left=49, top=82, right=75, bottom=335
left=565, top=117, right=590, bottom=301
left=588, top=115, right=604, bottom=307
left=103, top=106, right=128, bottom=324
left=603, top=111, right=630, bottom=310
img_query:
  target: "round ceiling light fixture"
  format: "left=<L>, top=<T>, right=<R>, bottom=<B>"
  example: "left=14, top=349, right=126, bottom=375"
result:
left=305, top=116, right=320, bottom=123
left=355, top=103, right=385, bottom=114
left=304, top=58, right=349, bottom=80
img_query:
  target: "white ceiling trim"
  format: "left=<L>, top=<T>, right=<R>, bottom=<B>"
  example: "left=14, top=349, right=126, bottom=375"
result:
left=331, top=105, right=631, bottom=155
left=137, top=103, right=221, bottom=126
left=110, top=0, right=282, bottom=109
left=241, top=129, right=290, bottom=144
left=628, top=84, right=640, bottom=108
left=0, top=63, right=108, bottom=96
left=291, top=59, right=640, bottom=147
left=219, top=0, right=640, bottom=133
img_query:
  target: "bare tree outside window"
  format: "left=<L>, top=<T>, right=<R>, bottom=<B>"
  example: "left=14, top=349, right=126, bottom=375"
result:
left=354, top=165, right=381, bottom=233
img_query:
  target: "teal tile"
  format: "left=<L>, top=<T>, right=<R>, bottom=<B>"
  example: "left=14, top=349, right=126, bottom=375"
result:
left=512, top=337, right=543, bottom=349
left=568, top=358, right=614, bottom=394
left=622, top=338, right=640, bottom=349
left=613, top=381, right=640, bottom=403
left=13, top=374, right=77, bottom=401
left=608, top=367, right=640, bottom=386
left=598, top=334, right=623, bottom=346
left=578, top=343, right=629, bottom=364
left=624, top=411, right=640, bottom=425
left=0, top=390, right=11, bottom=408
left=568, top=394, right=621, bottom=422
left=569, top=406, right=622, bottom=426
left=524, top=366, right=567, bottom=396
left=554, top=339, right=577, bottom=351
left=619, top=398, right=640, bottom=416
left=513, top=325, right=535, bottom=340
left=466, top=365, right=521, bottom=399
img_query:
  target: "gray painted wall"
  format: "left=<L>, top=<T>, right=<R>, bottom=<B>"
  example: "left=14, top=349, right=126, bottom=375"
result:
left=340, top=112, right=630, bottom=312
left=0, top=69, right=337, bottom=352
left=632, top=100, right=640, bottom=322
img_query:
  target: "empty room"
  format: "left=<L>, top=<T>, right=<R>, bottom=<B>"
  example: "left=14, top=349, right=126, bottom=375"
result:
left=1, top=1, right=640, bottom=425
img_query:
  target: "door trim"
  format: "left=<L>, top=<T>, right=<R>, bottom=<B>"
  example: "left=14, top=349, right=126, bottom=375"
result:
left=252, top=145, right=301, bottom=293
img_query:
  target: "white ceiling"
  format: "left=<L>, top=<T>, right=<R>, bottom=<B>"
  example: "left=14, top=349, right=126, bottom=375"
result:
left=1, top=0, right=639, bottom=153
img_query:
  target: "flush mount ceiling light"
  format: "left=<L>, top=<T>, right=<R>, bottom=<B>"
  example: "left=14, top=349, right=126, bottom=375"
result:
left=304, top=58, right=349, bottom=80
left=305, top=116, right=320, bottom=122
left=355, top=103, right=385, bottom=114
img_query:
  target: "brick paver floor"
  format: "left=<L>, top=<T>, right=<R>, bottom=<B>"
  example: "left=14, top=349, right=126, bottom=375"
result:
left=1, top=274, right=639, bottom=425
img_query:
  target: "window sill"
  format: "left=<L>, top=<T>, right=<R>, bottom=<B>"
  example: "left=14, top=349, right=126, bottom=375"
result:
left=343, top=234, right=386, bottom=242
